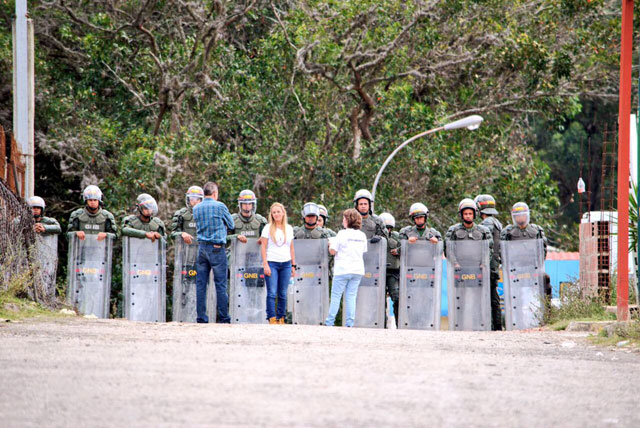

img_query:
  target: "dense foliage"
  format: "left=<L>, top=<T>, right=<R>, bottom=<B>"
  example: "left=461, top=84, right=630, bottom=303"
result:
left=0, top=0, right=630, bottom=246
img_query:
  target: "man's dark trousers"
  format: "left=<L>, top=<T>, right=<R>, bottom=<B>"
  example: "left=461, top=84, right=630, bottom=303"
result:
left=196, top=242, right=230, bottom=323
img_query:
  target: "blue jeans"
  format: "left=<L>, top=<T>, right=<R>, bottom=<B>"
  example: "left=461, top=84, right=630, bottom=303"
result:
left=265, top=260, right=291, bottom=320
left=196, top=243, right=230, bottom=323
left=325, top=273, right=362, bottom=327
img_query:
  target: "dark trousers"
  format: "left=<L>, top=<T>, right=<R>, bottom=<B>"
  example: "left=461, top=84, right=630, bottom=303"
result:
left=196, top=243, right=230, bottom=323
left=490, top=271, right=502, bottom=331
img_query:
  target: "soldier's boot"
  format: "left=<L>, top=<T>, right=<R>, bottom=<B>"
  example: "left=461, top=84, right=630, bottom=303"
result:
left=278, top=317, right=285, bottom=325
left=269, top=317, right=278, bottom=324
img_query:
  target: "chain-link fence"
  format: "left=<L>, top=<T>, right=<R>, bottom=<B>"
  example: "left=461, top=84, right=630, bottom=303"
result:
left=0, top=179, right=54, bottom=306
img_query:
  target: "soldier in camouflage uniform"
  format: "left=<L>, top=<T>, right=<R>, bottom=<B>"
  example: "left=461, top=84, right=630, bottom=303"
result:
left=121, top=194, right=165, bottom=241
left=500, top=202, right=548, bottom=255
left=227, top=190, right=267, bottom=244
left=379, top=212, right=401, bottom=327
left=317, top=204, right=337, bottom=237
left=293, top=202, right=329, bottom=239
left=399, top=203, right=442, bottom=244
left=170, top=186, right=204, bottom=244
left=28, top=196, right=61, bottom=236
left=353, top=189, right=387, bottom=242
left=444, top=198, right=493, bottom=263
left=67, top=185, right=118, bottom=241
left=501, top=202, right=550, bottom=301
left=474, top=194, right=503, bottom=331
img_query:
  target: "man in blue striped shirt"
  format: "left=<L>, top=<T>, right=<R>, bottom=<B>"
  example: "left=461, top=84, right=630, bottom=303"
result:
left=193, top=182, right=235, bottom=323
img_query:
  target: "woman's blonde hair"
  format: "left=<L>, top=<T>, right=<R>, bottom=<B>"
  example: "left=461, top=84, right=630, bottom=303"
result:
left=268, top=202, right=288, bottom=243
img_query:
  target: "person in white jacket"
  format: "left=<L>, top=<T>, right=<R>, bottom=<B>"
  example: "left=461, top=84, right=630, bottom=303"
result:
left=325, top=208, right=367, bottom=327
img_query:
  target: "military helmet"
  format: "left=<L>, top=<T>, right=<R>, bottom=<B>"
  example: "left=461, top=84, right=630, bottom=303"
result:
left=474, top=194, right=498, bottom=215
left=379, top=212, right=395, bottom=228
left=136, top=193, right=158, bottom=217
left=511, top=202, right=530, bottom=227
left=185, top=186, right=204, bottom=207
left=317, top=204, right=329, bottom=221
left=353, top=189, right=374, bottom=215
left=301, top=202, right=320, bottom=218
left=458, top=198, right=477, bottom=219
left=409, top=202, right=429, bottom=219
left=82, top=185, right=103, bottom=202
left=237, top=189, right=257, bottom=215
left=28, top=196, right=46, bottom=210
left=353, top=189, right=374, bottom=203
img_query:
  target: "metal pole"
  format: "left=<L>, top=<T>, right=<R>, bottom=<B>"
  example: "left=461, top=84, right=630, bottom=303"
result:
left=371, top=126, right=444, bottom=212
left=616, top=0, right=634, bottom=321
left=12, top=0, right=34, bottom=198
left=637, top=38, right=640, bottom=303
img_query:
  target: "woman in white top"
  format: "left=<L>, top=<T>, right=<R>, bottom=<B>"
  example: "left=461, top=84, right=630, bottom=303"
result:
left=260, top=202, right=295, bottom=324
left=325, top=208, right=367, bottom=327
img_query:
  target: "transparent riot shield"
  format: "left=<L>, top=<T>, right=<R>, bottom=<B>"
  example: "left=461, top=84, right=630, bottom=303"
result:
left=501, top=239, right=546, bottom=330
left=398, top=240, right=443, bottom=330
left=172, top=237, right=198, bottom=322
left=344, top=238, right=387, bottom=328
left=123, top=236, right=166, bottom=322
left=229, top=238, right=267, bottom=323
left=292, top=239, right=329, bottom=325
left=36, top=234, right=58, bottom=300
left=66, top=234, right=113, bottom=318
left=446, top=239, right=491, bottom=331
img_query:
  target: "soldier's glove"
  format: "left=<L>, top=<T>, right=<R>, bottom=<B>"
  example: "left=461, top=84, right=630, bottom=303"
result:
left=369, top=236, right=381, bottom=244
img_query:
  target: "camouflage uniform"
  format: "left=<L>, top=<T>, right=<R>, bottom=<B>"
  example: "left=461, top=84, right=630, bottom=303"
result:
left=293, top=225, right=329, bottom=239
left=480, top=215, right=503, bottom=330
left=500, top=223, right=547, bottom=256
left=170, top=207, right=198, bottom=240
left=501, top=222, right=550, bottom=300
left=444, top=222, right=493, bottom=263
left=121, top=215, right=166, bottom=238
left=399, top=224, right=442, bottom=242
left=37, top=216, right=62, bottom=235
left=360, top=215, right=388, bottom=240
left=228, top=213, right=268, bottom=241
left=385, top=229, right=402, bottom=327
left=67, top=207, right=118, bottom=239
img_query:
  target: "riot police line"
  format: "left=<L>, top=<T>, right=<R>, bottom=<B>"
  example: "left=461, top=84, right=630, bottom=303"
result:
left=27, top=186, right=549, bottom=331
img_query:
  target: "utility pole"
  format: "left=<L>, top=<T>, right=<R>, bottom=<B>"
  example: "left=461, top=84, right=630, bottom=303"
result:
left=12, top=0, right=35, bottom=198
left=616, top=0, right=634, bottom=321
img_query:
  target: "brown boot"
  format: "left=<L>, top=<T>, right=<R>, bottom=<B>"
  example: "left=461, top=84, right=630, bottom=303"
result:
left=269, top=317, right=278, bottom=324
left=278, top=317, right=285, bottom=325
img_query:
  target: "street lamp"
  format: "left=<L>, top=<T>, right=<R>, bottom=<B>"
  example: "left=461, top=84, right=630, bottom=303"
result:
left=370, top=115, right=484, bottom=211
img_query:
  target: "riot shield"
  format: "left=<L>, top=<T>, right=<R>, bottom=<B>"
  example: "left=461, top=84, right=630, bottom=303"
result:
left=344, top=238, right=387, bottom=328
left=172, top=237, right=196, bottom=322
left=501, top=239, right=546, bottom=330
left=398, top=240, right=443, bottom=330
left=123, top=236, right=166, bottom=322
left=446, top=239, right=491, bottom=331
left=36, top=234, right=58, bottom=300
left=292, top=239, right=329, bottom=325
left=229, top=238, right=267, bottom=323
left=66, top=234, right=113, bottom=318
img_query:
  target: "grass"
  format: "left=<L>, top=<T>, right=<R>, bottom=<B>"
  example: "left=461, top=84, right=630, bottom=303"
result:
left=0, top=293, right=72, bottom=321
left=588, top=321, right=640, bottom=347
left=543, top=280, right=616, bottom=330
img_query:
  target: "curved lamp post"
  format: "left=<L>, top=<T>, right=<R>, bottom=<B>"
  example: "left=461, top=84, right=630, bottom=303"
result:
left=371, top=115, right=484, bottom=211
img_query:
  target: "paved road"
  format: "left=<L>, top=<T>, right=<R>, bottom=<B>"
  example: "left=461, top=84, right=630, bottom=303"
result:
left=1, top=318, right=638, bottom=427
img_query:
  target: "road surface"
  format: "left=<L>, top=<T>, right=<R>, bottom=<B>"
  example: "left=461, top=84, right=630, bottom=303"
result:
left=1, top=318, right=638, bottom=427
